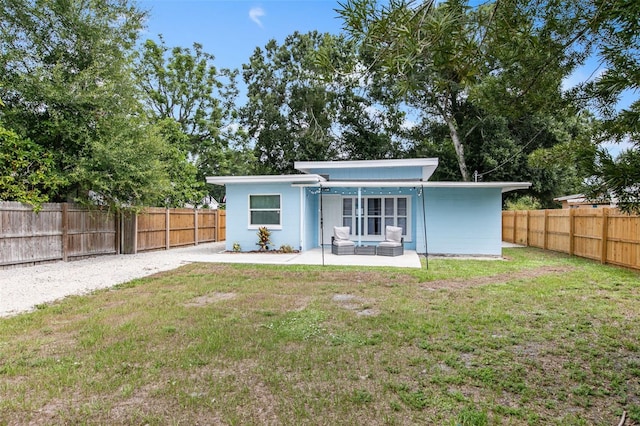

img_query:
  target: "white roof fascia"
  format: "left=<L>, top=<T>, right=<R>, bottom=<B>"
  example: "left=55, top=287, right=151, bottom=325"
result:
left=206, top=174, right=325, bottom=186
left=294, top=158, right=439, bottom=174
left=292, top=181, right=426, bottom=188
left=424, top=182, right=532, bottom=193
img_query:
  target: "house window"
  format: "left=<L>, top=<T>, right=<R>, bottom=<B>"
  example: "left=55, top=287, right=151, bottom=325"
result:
left=342, top=196, right=410, bottom=239
left=249, top=194, right=281, bottom=228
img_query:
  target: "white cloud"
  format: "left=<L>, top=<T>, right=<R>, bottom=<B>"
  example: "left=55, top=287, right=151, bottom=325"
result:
left=249, top=6, right=265, bottom=28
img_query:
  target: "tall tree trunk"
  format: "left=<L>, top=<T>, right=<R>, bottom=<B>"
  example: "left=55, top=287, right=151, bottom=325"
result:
left=444, top=114, right=470, bottom=181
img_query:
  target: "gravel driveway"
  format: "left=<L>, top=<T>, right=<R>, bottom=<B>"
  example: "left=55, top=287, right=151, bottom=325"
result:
left=0, top=242, right=226, bottom=317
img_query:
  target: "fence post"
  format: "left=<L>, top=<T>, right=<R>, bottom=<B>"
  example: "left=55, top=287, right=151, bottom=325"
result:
left=61, top=203, right=69, bottom=262
left=543, top=210, right=549, bottom=251
left=525, top=210, right=530, bottom=246
left=166, top=208, right=170, bottom=250
left=115, top=210, right=121, bottom=255
left=512, top=211, right=517, bottom=243
left=215, top=210, right=219, bottom=242
left=569, top=209, right=576, bottom=256
left=601, top=208, right=609, bottom=264
left=194, top=208, right=199, bottom=246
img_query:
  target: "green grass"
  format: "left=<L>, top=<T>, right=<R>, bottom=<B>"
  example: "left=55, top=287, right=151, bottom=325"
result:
left=1, top=247, right=639, bottom=424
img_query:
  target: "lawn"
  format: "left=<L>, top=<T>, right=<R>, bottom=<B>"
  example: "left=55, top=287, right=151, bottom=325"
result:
left=1, top=248, right=639, bottom=425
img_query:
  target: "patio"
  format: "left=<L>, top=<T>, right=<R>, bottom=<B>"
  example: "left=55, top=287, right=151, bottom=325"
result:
left=182, top=244, right=422, bottom=268
left=169, top=242, right=516, bottom=268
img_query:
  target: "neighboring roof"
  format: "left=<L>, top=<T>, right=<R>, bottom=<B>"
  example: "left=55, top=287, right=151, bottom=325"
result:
left=206, top=174, right=326, bottom=186
left=553, top=193, right=585, bottom=202
left=553, top=193, right=617, bottom=205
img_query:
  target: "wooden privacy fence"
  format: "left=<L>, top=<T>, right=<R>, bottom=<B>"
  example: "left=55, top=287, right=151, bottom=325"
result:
left=0, top=202, right=226, bottom=267
left=503, top=208, right=639, bottom=270
left=0, top=201, right=118, bottom=266
left=121, top=207, right=226, bottom=254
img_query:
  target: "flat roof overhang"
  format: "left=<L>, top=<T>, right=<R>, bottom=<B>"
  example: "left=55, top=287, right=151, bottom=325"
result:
left=206, top=174, right=326, bottom=186
left=293, top=181, right=532, bottom=193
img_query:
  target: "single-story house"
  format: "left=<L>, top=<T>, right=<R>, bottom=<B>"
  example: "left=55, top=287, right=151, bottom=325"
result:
left=206, top=158, right=531, bottom=256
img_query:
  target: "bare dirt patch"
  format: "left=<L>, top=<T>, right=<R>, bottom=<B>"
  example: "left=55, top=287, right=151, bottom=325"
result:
left=420, top=265, right=574, bottom=291
left=332, top=294, right=380, bottom=317
left=184, top=292, right=237, bottom=307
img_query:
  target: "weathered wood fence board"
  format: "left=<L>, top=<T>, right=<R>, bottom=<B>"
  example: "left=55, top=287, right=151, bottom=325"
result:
left=66, top=204, right=118, bottom=259
left=0, top=202, right=116, bottom=266
left=1, top=202, right=226, bottom=266
left=503, top=208, right=639, bottom=270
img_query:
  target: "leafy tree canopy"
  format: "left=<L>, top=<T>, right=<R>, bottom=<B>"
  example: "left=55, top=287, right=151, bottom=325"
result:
left=338, top=0, right=590, bottom=187
left=241, top=31, right=405, bottom=174
left=580, top=0, right=640, bottom=213
left=135, top=36, right=253, bottom=200
left=0, top=0, right=207, bottom=209
left=0, top=124, right=66, bottom=207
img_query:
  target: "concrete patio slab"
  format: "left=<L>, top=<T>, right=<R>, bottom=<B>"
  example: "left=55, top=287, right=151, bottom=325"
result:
left=181, top=245, right=422, bottom=268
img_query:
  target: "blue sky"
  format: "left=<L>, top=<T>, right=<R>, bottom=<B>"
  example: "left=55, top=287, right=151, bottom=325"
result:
left=138, top=0, right=344, bottom=71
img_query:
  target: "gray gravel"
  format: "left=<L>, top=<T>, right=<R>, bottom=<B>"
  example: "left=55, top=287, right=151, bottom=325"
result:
left=0, top=242, right=225, bottom=317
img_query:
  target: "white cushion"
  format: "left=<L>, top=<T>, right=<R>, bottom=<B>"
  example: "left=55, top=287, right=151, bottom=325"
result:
left=333, top=239, right=355, bottom=247
left=378, top=240, right=401, bottom=248
left=385, top=226, right=403, bottom=243
left=333, top=226, right=351, bottom=241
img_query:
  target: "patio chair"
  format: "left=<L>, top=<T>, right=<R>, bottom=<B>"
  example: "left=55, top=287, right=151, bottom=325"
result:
left=377, top=226, right=404, bottom=256
left=331, top=226, right=355, bottom=255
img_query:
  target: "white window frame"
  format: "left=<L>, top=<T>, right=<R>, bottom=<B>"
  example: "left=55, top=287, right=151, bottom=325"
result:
left=248, top=194, right=282, bottom=229
left=342, top=196, right=411, bottom=241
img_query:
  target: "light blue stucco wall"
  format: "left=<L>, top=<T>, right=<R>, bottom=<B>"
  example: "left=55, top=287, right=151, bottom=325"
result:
left=415, top=187, right=503, bottom=256
left=224, top=182, right=503, bottom=256
left=224, top=183, right=303, bottom=252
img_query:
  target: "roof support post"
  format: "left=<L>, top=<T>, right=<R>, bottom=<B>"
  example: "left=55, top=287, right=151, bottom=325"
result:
left=357, top=187, right=362, bottom=247
left=299, top=186, right=304, bottom=251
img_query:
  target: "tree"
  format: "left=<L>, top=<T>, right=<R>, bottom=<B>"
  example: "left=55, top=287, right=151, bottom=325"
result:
left=135, top=37, right=246, bottom=180
left=70, top=116, right=172, bottom=208
left=241, top=32, right=339, bottom=174
left=581, top=0, right=640, bottom=213
left=0, top=0, right=175, bottom=208
left=241, top=31, right=404, bottom=174
left=338, top=0, right=591, bottom=183
left=0, top=0, right=206, bottom=209
left=151, top=118, right=207, bottom=207
left=0, top=125, right=65, bottom=206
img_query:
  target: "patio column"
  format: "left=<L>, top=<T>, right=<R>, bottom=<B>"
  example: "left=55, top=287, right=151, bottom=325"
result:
left=299, top=186, right=304, bottom=250
left=357, top=187, right=362, bottom=247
